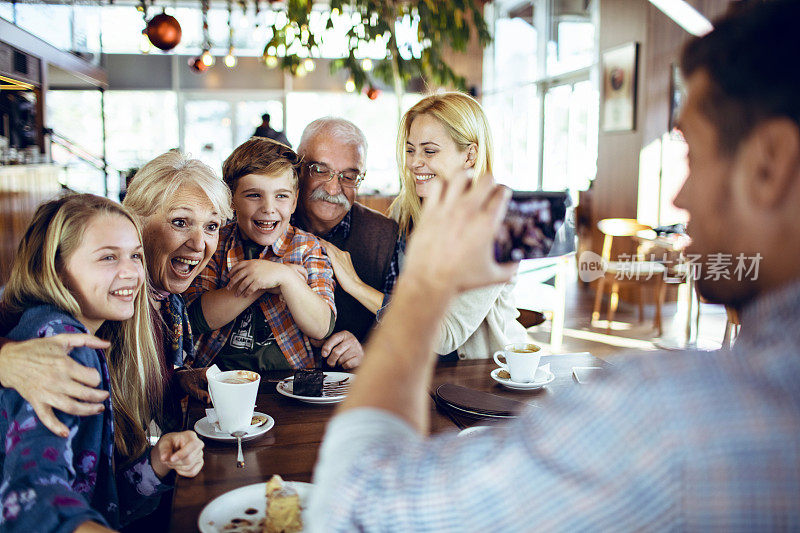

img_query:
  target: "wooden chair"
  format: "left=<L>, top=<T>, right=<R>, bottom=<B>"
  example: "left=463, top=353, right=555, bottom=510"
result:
left=517, top=309, right=546, bottom=328
left=722, top=307, right=740, bottom=349
left=591, top=218, right=667, bottom=335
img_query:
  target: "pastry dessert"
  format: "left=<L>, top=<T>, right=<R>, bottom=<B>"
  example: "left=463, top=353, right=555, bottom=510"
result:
left=251, top=414, right=269, bottom=426
left=263, top=475, right=302, bottom=533
left=293, top=369, right=324, bottom=397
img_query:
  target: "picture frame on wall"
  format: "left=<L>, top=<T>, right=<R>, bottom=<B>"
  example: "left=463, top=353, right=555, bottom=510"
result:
left=601, top=42, right=639, bottom=132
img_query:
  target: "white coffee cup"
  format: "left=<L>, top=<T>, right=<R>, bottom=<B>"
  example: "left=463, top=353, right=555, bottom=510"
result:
left=493, top=343, right=542, bottom=383
left=207, top=369, right=260, bottom=434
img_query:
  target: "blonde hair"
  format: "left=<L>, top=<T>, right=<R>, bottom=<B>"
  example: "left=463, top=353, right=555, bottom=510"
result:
left=390, top=92, right=494, bottom=236
left=3, top=194, right=163, bottom=461
left=124, top=150, right=233, bottom=222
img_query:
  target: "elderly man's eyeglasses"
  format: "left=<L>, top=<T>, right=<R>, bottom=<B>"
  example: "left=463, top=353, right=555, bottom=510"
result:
left=307, top=162, right=365, bottom=188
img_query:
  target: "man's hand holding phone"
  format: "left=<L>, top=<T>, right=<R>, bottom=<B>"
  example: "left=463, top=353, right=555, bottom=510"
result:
left=494, top=191, right=573, bottom=263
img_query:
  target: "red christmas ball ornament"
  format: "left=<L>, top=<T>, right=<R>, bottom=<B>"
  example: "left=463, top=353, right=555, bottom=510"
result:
left=188, top=56, right=209, bottom=73
left=146, top=12, right=182, bottom=51
left=366, top=86, right=381, bottom=100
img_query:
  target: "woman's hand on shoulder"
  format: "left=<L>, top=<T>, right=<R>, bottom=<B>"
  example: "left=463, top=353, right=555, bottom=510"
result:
left=318, top=238, right=384, bottom=313
left=318, top=239, right=358, bottom=287
left=151, top=430, right=204, bottom=478
left=0, top=334, right=110, bottom=438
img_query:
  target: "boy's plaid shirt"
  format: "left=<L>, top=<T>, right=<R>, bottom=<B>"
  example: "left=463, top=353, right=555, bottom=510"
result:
left=184, top=221, right=336, bottom=369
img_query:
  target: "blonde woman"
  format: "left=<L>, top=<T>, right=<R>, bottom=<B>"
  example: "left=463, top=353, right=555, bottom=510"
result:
left=323, top=92, right=527, bottom=359
left=0, top=195, right=203, bottom=532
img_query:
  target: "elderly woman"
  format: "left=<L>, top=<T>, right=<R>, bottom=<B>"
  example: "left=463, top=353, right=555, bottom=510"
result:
left=0, top=150, right=232, bottom=436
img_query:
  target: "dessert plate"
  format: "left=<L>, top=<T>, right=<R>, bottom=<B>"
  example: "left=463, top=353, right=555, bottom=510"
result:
left=198, top=481, right=312, bottom=533
left=194, top=412, right=274, bottom=442
left=490, top=365, right=555, bottom=390
left=276, top=371, right=354, bottom=404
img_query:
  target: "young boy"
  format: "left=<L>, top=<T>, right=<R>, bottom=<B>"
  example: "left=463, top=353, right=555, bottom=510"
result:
left=184, top=138, right=336, bottom=371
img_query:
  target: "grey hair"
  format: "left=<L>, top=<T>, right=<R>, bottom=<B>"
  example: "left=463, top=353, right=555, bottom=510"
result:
left=297, top=117, right=368, bottom=164
left=124, top=150, right=233, bottom=221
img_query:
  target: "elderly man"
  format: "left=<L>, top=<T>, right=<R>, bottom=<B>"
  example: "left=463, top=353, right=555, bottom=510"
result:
left=309, top=1, right=800, bottom=530
left=292, top=117, right=400, bottom=369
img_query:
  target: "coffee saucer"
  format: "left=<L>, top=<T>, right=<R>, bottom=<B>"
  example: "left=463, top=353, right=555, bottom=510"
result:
left=490, top=365, right=554, bottom=390
left=194, top=411, right=274, bottom=442
left=457, top=425, right=493, bottom=438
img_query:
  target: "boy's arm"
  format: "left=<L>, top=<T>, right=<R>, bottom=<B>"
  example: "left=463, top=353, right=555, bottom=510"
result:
left=295, top=239, right=337, bottom=340
left=275, top=272, right=332, bottom=339
left=198, top=287, right=266, bottom=331
left=223, top=251, right=333, bottom=338
left=185, top=244, right=266, bottom=331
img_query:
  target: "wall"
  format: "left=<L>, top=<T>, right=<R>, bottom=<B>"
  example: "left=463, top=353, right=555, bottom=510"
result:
left=594, top=0, right=648, bottom=224
left=588, top=0, right=730, bottom=302
left=0, top=165, right=62, bottom=285
left=103, top=54, right=336, bottom=92
left=103, top=43, right=484, bottom=94
left=593, top=0, right=731, bottom=229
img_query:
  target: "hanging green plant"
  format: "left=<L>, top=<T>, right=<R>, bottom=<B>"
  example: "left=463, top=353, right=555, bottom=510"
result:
left=261, top=0, right=492, bottom=97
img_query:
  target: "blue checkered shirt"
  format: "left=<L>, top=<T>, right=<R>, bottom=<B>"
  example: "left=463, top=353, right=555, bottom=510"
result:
left=309, top=282, right=800, bottom=531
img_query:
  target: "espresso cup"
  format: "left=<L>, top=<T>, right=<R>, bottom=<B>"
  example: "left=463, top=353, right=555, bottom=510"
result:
left=207, top=370, right=260, bottom=434
left=493, top=343, right=542, bottom=383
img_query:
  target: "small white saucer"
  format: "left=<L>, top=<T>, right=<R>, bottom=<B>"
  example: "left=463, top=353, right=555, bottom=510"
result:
left=490, top=366, right=555, bottom=390
left=457, top=426, right=492, bottom=438
left=193, top=411, right=274, bottom=442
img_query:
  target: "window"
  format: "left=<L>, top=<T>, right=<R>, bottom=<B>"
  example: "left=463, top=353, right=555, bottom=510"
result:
left=104, top=91, right=179, bottom=171
left=14, top=3, right=74, bottom=51
left=46, top=90, right=107, bottom=195
left=542, top=80, right=597, bottom=192
left=0, top=2, right=13, bottom=22
left=47, top=90, right=179, bottom=196
left=483, top=0, right=598, bottom=193
left=46, top=91, right=104, bottom=158
left=11, top=4, right=101, bottom=63
left=235, top=100, right=285, bottom=147
left=183, top=99, right=232, bottom=174
left=484, top=85, right=540, bottom=190
left=546, top=17, right=595, bottom=75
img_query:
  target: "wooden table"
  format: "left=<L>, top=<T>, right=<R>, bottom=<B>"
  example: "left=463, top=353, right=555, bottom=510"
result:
left=169, top=353, right=607, bottom=531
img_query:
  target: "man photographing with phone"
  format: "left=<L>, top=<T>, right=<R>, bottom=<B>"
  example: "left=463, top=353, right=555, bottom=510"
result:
left=308, top=1, right=800, bottom=530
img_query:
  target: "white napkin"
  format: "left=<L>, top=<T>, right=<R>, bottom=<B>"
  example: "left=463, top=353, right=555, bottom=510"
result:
left=204, top=365, right=222, bottom=431
left=205, top=364, right=221, bottom=381
left=535, top=363, right=551, bottom=381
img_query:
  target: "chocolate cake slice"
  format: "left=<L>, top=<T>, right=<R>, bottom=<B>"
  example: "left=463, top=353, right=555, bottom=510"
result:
left=293, top=369, right=324, bottom=397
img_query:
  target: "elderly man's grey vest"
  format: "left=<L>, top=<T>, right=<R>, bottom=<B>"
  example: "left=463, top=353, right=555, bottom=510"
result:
left=327, top=203, right=399, bottom=343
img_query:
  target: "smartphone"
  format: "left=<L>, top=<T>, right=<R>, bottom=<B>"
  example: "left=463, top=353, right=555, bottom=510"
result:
left=494, top=191, right=575, bottom=263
